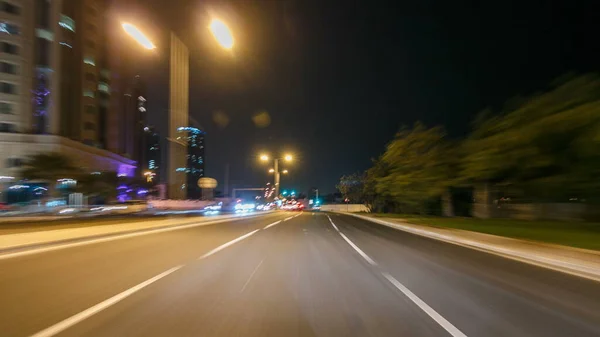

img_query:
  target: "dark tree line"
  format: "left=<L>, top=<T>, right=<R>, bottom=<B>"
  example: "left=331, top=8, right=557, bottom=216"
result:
left=338, top=74, right=600, bottom=213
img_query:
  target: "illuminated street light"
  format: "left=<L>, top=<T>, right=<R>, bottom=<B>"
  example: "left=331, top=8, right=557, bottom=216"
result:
left=268, top=168, right=275, bottom=173
left=260, top=154, right=269, bottom=161
left=209, top=19, right=234, bottom=49
left=282, top=169, right=289, bottom=174
left=284, top=154, right=293, bottom=162
left=122, top=23, right=156, bottom=49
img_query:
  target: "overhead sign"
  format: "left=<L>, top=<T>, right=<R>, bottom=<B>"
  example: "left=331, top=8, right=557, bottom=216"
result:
left=198, top=177, right=217, bottom=189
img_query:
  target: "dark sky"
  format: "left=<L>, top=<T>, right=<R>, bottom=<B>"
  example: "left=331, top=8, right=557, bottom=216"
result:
left=124, top=0, right=600, bottom=194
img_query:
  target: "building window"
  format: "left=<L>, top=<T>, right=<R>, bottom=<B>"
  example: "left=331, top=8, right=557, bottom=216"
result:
left=0, top=122, right=16, bottom=133
left=83, top=56, right=95, bottom=66
left=97, top=82, right=109, bottom=93
left=5, top=157, right=23, bottom=167
left=36, top=28, right=54, bottom=41
left=1, top=41, right=18, bottom=54
left=0, top=61, right=17, bottom=74
left=2, top=2, right=20, bottom=15
left=59, top=14, right=75, bottom=32
left=0, top=102, right=13, bottom=114
left=0, top=22, right=19, bottom=35
left=83, top=90, right=95, bottom=98
left=1, top=82, right=17, bottom=94
left=84, top=122, right=95, bottom=131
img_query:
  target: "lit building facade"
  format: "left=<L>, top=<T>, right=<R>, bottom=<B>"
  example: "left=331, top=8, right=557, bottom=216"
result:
left=143, top=126, right=161, bottom=184
left=0, top=0, right=136, bottom=199
left=176, top=126, right=205, bottom=199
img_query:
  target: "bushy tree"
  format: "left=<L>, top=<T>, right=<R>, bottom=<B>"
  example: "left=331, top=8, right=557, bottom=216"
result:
left=461, top=74, right=600, bottom=201
left=369, top=123, right=453, bottom=214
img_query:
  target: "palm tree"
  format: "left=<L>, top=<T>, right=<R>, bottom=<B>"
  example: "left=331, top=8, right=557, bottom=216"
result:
left=20, top=153, right=82, bottom=198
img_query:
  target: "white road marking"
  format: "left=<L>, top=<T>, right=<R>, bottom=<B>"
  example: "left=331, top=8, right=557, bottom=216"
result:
left=381, top=272, right=468, bottom=337
left=263, top=220, right=282, bottom=230
left=328, top=216, right=376, bottom=265
left=327, top=215, right=340, bottom=231
left=198, top=229, right=260, bottom=259
left=338, top=232, right=378, bottom=266
left=240, top=259, right=264, bottom=293
left=283, top=216, right=293, bottom=221
left=0, top=215, right=265, bottom=261
left=30, top=265, right=183, bottom=337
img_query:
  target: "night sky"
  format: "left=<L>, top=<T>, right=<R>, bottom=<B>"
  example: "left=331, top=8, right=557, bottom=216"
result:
left=121, top=0, right=600, bottom=194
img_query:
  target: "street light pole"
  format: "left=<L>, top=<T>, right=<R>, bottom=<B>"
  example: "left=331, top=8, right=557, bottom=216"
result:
left=274, top=158, right=280, bottom=198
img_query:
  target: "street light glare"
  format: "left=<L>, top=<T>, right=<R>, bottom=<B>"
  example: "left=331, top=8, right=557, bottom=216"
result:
left=209, top=19, right=234, bottom=49
left=282, top=170, right=289, bottom=174
left=284, top=154, right=293, bottom=162
left=122, top=23, right=156, bottom=50
left=269, top=168, right=275, bottom=173
left=260, top=154, right=269, bottom=161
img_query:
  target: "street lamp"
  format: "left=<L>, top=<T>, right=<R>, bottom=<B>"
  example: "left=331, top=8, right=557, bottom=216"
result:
left=122, top=23, right=156, bottom=49
left=209, top=19, right=234, bottom=49
left=259, top=153, right=293, bottom=197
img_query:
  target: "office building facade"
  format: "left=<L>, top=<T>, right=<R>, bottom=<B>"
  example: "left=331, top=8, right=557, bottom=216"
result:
left=0, top=0, right=136, bottom=188
left=176, top=126, right=204, bottom=199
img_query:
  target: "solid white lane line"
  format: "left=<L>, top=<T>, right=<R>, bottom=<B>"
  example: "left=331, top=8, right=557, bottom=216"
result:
left=0, top=215, right=267, bottom=261
left=327, top=215, right=340, bottom=231
left=381, top=272, right=468, bottom=337
left=283, top=216, right=293, bottom=221
left=198, top=229, right=260, bottom=260
left=31, top=265, right=183, bottom=337
left=328, top=216, right=376, bottom=265
left=264, top=220, right=282, bottom=230
left=240, top=259, right=264, bottom=293
left=338, top=232, right=378, bottom=266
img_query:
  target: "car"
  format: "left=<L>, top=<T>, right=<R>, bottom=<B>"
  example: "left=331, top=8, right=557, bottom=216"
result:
left=0, top=202, right=14, bottom=212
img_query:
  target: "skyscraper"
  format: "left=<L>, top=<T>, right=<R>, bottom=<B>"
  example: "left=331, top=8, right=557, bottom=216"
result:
left=176, top=126, right=205, bottom=199
left=143, top=126, right=161, bottom=184
left=0, top=0, right=136, bottom=189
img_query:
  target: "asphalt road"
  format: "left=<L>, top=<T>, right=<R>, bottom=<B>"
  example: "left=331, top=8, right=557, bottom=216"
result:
left=1, top=212, right=599, bottom=336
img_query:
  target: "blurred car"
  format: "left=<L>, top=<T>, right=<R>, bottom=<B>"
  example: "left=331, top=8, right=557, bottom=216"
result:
left=0, top=202, right=14, bottom=212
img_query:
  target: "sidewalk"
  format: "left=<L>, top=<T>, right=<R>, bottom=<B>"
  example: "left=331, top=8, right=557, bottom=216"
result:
left=345, top=213, right=600, bottom=282
left=0, top=213, right=268, bottom=254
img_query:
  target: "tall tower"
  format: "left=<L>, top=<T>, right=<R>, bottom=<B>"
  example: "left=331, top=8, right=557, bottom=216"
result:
left=168, top=33, right=189, bottom=199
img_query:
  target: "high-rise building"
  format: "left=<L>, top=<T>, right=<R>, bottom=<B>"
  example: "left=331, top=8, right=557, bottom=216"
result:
left=0, top=0, right=136, bottom=192
left=143, top=125, right=161, bottom=183
left=176, top=126, right=205, bottom=199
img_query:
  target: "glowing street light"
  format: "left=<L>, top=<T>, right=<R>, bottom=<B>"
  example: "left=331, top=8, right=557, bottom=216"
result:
left=122, top=23, right=156, bottom=50
left=268, top=168, right=275, bottom=173
left=260, top=154, right=269, bottom=161
left=284, top=154, right=293, bottom=162
left=282, top=169, right=289, bottom=174
left=209, top=19, right=234, bottom=49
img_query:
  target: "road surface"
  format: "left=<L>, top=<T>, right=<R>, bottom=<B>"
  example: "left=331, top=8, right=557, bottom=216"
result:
left=1, top=212, right=599, bottom=336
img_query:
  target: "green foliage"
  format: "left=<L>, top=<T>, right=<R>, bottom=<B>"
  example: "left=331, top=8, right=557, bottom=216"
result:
left=364, top=123, right=453, bottom=214
left=336, top=173, right=365, bottom=203
left=461, top=74, right=600, bottom=201
left=20, top=153, right=81, bottom=182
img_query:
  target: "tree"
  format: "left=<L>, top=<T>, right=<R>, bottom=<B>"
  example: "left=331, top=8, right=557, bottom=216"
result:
left=20, top=153, right=82, bottom=198
left=336, top=173, right=366, bottom=204
left=461, top=74, right=600, bottom=201
left=371, top=123, right=454, bottom=214
left=77, top=172, right=119, bottom=203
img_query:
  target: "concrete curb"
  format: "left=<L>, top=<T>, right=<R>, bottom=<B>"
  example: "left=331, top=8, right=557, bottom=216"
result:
left=338, top=212, right=600, bottom=283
